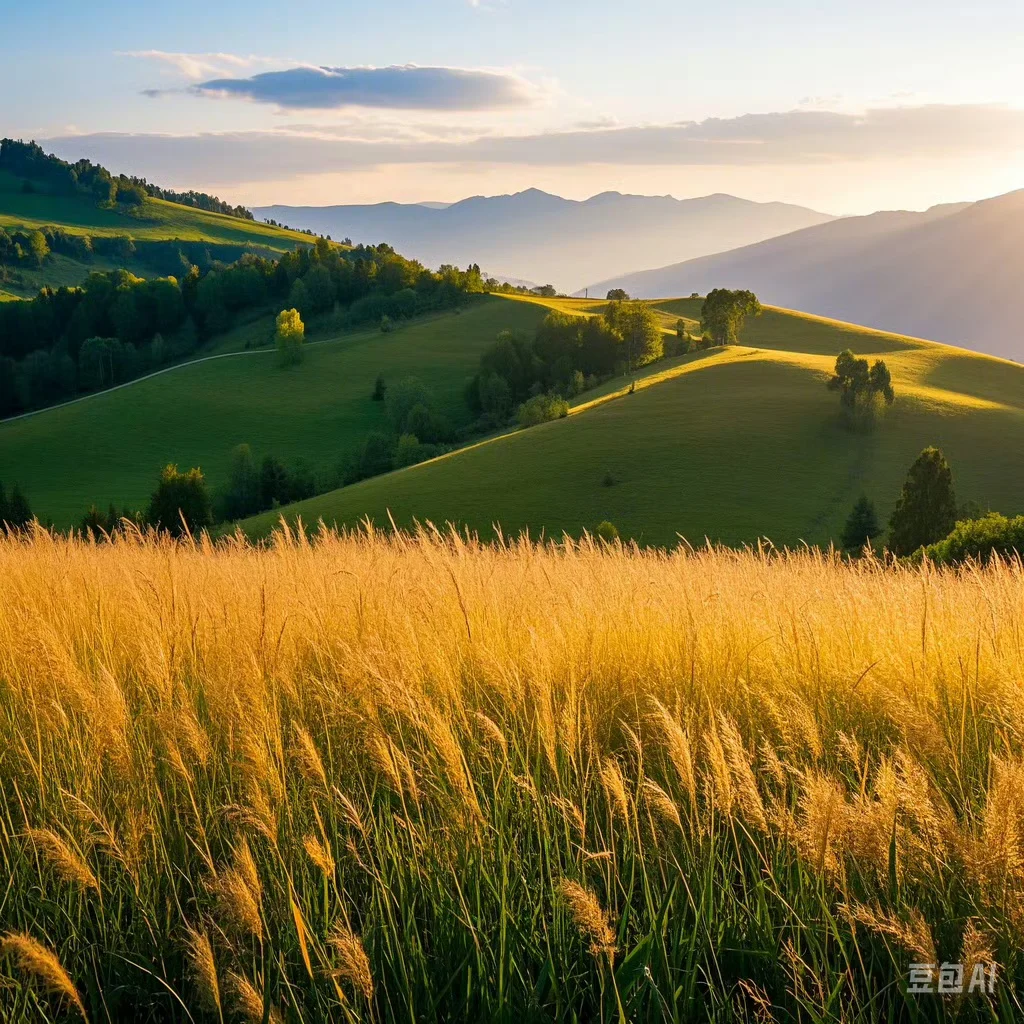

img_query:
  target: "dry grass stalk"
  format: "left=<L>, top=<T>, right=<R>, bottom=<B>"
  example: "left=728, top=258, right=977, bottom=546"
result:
left=557, top=879, right=617, bottom=962
left=328, top=924, right=375, bottom=1001
left=0, top=932, right=89, bottom=1021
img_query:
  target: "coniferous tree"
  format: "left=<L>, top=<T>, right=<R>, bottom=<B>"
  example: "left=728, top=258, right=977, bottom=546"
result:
left=888, top=447, right=958, bottom=555
left=841, top=495, right=881, bottom=551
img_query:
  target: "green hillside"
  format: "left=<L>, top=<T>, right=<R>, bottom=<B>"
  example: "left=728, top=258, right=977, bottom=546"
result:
left=0, top=169, right=315, bottom=297
left=0, top=297, right=551, bottom=526
left=0, top=170, right=310, bottom=248
left=239, top=299, right=1024, bottom=547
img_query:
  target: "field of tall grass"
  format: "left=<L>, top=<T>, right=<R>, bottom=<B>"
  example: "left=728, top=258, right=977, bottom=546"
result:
left=1, top=524, right=1022, bottom=1022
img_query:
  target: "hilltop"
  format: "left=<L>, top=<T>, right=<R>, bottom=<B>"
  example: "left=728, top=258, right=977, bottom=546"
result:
left=254, top=190, right=833, bottom=294
left=239, top=296, right=1024, bottom=547
left=590, top=190, right=1024, bottom=361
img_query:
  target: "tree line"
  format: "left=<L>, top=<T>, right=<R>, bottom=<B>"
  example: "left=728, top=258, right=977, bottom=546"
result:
left=1, top=138, right=253, bottom=220
left=0, top=224, right=277, bottom=280
left=0, top=237, right=487, bottom=417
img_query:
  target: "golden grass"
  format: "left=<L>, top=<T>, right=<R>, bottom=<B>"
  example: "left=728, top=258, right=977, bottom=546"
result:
left=1, top=523, right=1023, bottom=1020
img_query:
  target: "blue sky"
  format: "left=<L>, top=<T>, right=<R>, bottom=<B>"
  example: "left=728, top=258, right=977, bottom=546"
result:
left=5, top=0, right=1024, bottom=211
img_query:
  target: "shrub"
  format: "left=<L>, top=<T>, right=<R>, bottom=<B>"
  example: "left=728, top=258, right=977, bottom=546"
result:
left=922, top=512, right=1024, bottom=565
left=372, top=375, right=387, bottom=401
left=601, top=471, right=616, bottom=488
left=517, top=393, right=569, bottom=428
left=595, top=520, right=619, bottom=542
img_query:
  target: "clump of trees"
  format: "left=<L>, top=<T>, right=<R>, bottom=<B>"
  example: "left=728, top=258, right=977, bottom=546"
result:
left=145, top=465, right=213, bottom=538
left=828, top=349, right=895, bottom=426
left=0, top=481, right=32, bottom=531
left=386, top=377, right=453, bottom=444
left=700, top=289, right=761, bottom=346
left=887, top=447, right=958, bottom=556
left=465, top=304, right=664, bottom=429
left=275, top=308, right=305, bottom=366
left=212, top=444, right=316, bottom=521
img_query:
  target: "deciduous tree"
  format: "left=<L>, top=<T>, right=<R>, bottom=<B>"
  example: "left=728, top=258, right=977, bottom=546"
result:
left=700, top=288, right=761, bottom=345
left=275, top=308, right=305, bottom=367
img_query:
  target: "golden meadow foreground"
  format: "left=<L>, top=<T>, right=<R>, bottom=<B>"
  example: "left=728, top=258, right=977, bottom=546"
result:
left=1, top=526, right=1023, bottom=1022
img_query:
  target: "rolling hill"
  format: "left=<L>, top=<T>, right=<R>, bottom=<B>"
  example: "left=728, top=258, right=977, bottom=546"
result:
left=0, top=297, right=552, bottom=526
left=238, top=298, right=1024, bottom=547
left=590, top=191, right=1024, bottom=361
left=254, top=190, right=834, bottom=294
left=0, top=169, right=315, bottom=298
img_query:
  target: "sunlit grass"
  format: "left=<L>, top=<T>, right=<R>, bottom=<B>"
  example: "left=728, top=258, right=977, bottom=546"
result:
left=0, top=525, right=1022, bottom=1021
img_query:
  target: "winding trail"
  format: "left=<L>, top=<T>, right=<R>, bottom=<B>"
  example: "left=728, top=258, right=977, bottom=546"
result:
left=0, top=330, right=374, bottom=426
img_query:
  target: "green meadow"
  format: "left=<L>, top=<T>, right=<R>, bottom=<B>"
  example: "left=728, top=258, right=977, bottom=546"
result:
left=239, top=299, right=1024, bottom=547
left=0, top=297, right=551, bottom=526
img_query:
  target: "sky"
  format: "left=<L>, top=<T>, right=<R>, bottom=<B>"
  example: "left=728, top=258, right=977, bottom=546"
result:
left=5, top=0, right=1024, bottom=214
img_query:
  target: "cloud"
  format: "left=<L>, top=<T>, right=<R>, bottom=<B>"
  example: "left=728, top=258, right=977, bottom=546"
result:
left=43, top=104, right=1024, bottom=187
left=182, top=64, right=538, bottom=111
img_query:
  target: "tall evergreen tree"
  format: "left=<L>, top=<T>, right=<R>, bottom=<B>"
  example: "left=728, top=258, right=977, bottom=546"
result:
left=841, top=495, right=881, bottom=551
left=888, top=447, right=958, bottom=555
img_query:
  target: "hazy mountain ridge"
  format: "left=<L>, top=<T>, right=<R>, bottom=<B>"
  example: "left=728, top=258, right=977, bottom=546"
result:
left=254, top=189, right=834, bottom=293
left=590, top=193, right=1024, bottom=360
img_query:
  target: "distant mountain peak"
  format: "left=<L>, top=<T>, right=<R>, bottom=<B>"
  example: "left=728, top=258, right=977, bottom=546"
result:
left=253, top=188, right=834, bottom=293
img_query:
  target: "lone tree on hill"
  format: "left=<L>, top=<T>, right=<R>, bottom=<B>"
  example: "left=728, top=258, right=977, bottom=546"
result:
left=888, top=446, right=958, bottom=555
left=828, top=350, right=895, bottom=423
left=606, top=288, right=629, bottom=301
left=700, top=288, right=762, bottom=345
left=605, top=300, right=662, bottom=371
left=841, top=495, right=881, bottom=551
left=145, top=464, right=212, bottom=538
left=275, top=308, right=305, bottom=367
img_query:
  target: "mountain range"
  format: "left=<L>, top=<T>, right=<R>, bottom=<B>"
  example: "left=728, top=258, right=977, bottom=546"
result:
left=591, top=191, right=1024, bottom=361
left=254, top=190, right=833, bottom=294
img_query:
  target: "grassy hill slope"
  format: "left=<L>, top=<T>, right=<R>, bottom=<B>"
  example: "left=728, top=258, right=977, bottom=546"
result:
left=0, top=297, right=552, bottom=526
left=0, top=170, right=315, bottom=297
left=240, top=299, right=1024, bottom=547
